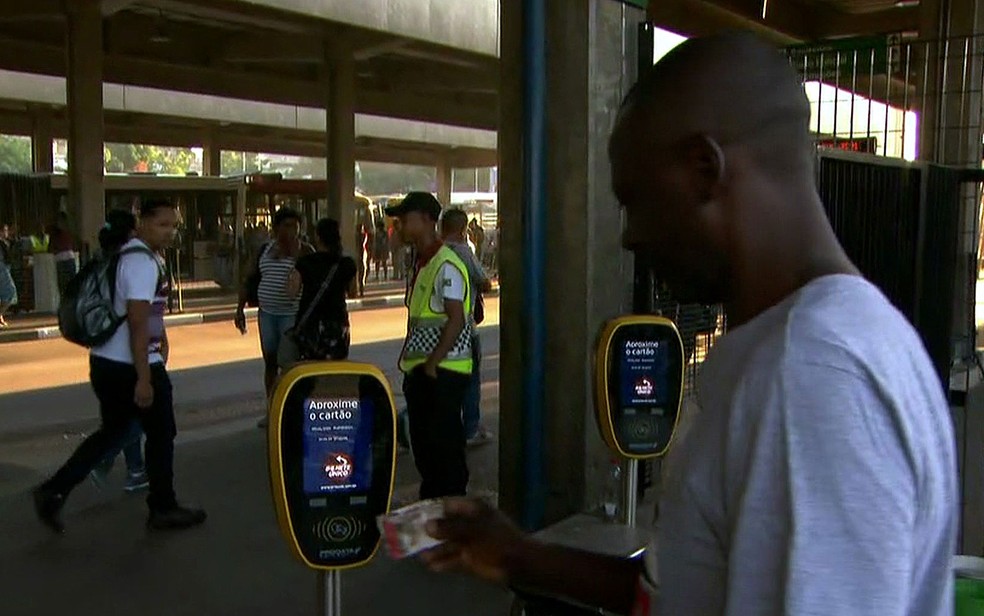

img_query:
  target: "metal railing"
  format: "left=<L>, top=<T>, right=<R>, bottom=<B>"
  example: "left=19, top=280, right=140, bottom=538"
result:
left=785, top=35, right=984, bottom=167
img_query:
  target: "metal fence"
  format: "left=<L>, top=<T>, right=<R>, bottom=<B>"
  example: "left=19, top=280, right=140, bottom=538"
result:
left=785, top=36, right=984, bottom=279
left=784, top=35, right=984, bottom=385
left=785, top=35, right=984, bottom=165
left=816, top=149, right=983, bottom=393
left=632, top=263, right=726, bottom=402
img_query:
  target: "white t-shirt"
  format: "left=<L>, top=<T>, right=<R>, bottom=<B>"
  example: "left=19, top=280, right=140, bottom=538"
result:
left=429, top=261, right=466, bottom=314
left=638, top=275, right=956, bottom=616
left=91, top=238, right=168, bottom=365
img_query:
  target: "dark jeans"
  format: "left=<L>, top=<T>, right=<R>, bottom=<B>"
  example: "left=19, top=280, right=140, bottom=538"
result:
left=462, top=335, right=482, bottom=439
left=99, top=420, right=144, bottom=474
left=404, top=366, right=470, bottom=499
left=44, top=356, right=178, bottom=511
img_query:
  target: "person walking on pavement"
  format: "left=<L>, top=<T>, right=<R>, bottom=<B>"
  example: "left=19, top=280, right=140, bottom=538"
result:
left=370, top=218, right=387, bottom=281
left=421, top=33, right=957, bottom=616
left=387, top=192, right=474, bottom=499
left=34, top=199, right=207, bottom=533
left=87, top=209, right=150, bottom=494
left=440, top=209, right=493, bottom=445
left=281, top=218, right=358, bottom=365
left=0, top=222, right=17, bottom=328
left=235, top=208, right=313, bottom=428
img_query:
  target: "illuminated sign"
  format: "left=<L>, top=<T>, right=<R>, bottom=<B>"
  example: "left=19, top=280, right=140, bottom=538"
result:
left=817, top=137, right=878, bottom=153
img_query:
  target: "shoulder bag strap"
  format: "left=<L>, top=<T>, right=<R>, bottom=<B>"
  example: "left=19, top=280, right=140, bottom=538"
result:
left=294, top=262, right=340, bottom=331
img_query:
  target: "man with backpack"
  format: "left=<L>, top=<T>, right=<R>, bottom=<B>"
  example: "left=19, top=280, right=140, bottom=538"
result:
left=35, top=199, right=206, bottom=533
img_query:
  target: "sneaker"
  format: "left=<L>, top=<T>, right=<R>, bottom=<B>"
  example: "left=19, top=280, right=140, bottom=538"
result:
left=32, top=486, right=66, bottom=534
left=147, top=504, right=207, bottom=531
left=89, top=458, right=115, bottom=490
left=467, top=428, right=494, bottom=447
left=124, top=471, right=150, bottom=493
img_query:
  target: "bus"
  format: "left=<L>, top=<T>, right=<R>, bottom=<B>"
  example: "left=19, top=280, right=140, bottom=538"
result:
left=48, top=173, right=376, bottom=290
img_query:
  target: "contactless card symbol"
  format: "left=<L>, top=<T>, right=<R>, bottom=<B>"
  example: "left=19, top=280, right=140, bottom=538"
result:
left=634, top=377, right=654, bottom=398
left=324, top=453, right=354, bottom=482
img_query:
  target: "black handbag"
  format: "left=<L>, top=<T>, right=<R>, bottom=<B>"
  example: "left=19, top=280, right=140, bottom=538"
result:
left=278, top=263, right=348, bottom=367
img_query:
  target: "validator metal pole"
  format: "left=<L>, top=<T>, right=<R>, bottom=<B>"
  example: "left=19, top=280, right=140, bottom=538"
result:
left=316, top=570, right=341, bottom=616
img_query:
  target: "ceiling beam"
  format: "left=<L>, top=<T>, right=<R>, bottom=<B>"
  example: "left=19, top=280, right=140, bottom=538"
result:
left=365, top=60, right=497, bottom=94
left=147, top=0, right=315, bottom=34
left=651, top=0, right=919, bottom=42
left=220, top=36, right=324, bottom=63
left=0, top=104, right=497, bottom=167
left=448, top=148, right=498, bottom=168
left=693, top=0, right=821, bottom=39
left=0, top=0, right=63, bottom=22
left=353, top=38, right=412, bottom=61
left=648, top=0, right=801, bottom=43
left=0, top=37, right=497, bottom=130
left=814, top=7, right=920, bottom=37
left=102, top=0, right=137, bottom=16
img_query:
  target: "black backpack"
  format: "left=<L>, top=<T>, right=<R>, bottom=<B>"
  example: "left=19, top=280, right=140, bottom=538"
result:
left=58, top=245, right=161, bottom=348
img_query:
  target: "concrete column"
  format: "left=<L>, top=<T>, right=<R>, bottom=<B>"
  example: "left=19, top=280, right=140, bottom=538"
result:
left=498, top=0, right=641, bottom=526
left=66, top=0, right=104, bottom=255
left=436, top=154, right=453, bottom=207
left=202, top=132, right=222, bottom=176
left=326, top=45, right=357, bottom=259
left=31, top=108, right=54, bottom=173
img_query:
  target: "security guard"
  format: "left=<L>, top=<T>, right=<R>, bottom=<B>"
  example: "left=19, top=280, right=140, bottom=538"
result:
left=386, top=192, right=473, bottom=499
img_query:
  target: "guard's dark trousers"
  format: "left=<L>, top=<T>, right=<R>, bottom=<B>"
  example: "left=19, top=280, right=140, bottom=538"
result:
left=404, top=366, right=470, bottom=499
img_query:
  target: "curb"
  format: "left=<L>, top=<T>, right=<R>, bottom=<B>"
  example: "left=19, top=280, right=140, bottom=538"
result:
left=0, top=293, right=410, bottom=344
left=1, top=286, right=500, bottom=345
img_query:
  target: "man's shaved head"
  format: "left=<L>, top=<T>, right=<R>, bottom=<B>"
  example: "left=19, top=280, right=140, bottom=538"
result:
left=617, top=31, right=812, bottom=160
left=610, top=32, right=824, bottom=308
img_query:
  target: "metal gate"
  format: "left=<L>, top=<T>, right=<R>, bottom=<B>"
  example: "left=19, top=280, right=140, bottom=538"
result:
left=816, top=146, right=981, bottom=393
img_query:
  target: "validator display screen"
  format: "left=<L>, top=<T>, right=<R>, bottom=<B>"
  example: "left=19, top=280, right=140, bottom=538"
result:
left=619, top=338, right=670, bottom=407
left=302, top=397, right=375, bottom=495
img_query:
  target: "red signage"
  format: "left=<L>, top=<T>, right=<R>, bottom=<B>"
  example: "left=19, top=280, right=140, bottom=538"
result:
left=817, top=137, right=878, bottom=153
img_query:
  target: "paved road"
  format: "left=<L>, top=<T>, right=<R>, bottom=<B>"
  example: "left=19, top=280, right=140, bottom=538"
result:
left=0, top=409, right=508, bottom=616
left=0, top=299, right=500, bottom=439
left=0, top=302, right=508, bottom=616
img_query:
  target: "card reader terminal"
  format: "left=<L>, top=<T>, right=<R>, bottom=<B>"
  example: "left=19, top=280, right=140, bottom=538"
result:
left=269, top=362, right=396, bottom=570
left=594, top=316, right=685, bottom=459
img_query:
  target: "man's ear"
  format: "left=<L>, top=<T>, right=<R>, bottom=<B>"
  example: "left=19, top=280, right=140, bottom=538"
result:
left=682, top=134, right=725, bottom=181
left=681, top=134, right=726, bottom=201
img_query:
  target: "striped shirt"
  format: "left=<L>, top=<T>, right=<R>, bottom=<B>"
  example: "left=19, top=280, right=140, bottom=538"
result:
left=257, top=244, right=299, bottom=316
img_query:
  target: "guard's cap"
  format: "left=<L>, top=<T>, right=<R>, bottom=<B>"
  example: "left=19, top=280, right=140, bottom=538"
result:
left=384, top=192, right=443, bottom=220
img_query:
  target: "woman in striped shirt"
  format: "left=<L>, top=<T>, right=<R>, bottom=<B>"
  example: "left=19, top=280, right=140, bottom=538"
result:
left=236, top=208, right=313, bottom=427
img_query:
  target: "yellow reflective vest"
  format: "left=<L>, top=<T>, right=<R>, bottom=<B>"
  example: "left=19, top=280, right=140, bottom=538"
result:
left=399, top=245, right=473, bottom=375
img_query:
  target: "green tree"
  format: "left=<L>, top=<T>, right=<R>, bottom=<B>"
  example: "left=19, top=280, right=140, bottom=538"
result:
left=104, top=143, right=199, bottom=174
left=220, top=150, right=262, bottom=176
left=0, top=134, right=32, bottom=174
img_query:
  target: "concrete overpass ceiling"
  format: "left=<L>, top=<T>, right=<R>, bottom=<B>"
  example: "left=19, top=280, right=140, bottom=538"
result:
left=0, top=0, right=498, bottom=130
left=650, top=0, right=920, bottom=42
left=235, top=0, right=499, bottom=57
left=0, top=68, right=495, bottom=149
